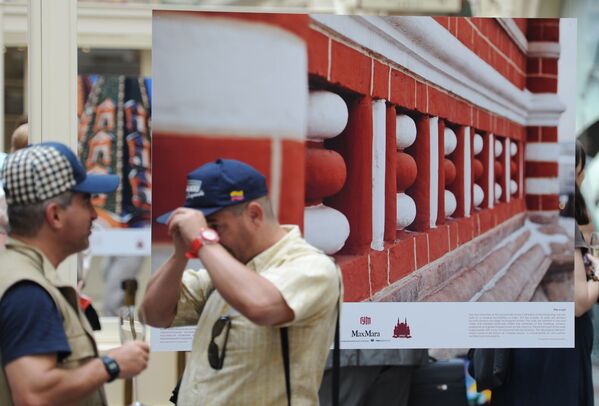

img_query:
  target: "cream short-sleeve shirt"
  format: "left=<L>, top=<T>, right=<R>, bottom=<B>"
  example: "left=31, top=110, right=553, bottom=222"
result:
left=172, top=225, right=342, bottom=406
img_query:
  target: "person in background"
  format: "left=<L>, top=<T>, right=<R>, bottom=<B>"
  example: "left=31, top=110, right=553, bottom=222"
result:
left=101, top=256, right=145, bottom=316
left=0, top=142, right=149, bottom=405
left=572, top=140, right=599, bottom=406
left=10, top=123, right=28, bottom=153
left=491, top=140, right=597, bottom=406
left=0, top=151, right=7, bottom=248
left=0, top=122, right=29, bottom=247
left=319, top=349, right=428, bottom=406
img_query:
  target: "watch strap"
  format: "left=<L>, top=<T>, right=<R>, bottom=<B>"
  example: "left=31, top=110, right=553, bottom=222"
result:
left=185, top=237, right=203, bottom=259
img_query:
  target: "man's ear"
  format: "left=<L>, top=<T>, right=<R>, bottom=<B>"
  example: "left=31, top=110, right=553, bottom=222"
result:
left=246, top=201, right=264, bottom=225
left=44, top=202, right=64, bottom=231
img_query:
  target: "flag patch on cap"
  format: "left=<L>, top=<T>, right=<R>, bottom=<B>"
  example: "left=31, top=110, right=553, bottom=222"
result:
left=230, top=190, right=244, bottom=201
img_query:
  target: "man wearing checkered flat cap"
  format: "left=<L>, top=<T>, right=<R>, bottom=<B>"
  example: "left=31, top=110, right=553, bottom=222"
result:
left=0, top=142, right=150, bottom=406
left=141, top=159, right=342, bottom=406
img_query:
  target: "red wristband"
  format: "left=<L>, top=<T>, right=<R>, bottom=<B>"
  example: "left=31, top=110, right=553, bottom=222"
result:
left=184, top=228, right=219, bottom=259
left=185, top=237, right=203, bottom=259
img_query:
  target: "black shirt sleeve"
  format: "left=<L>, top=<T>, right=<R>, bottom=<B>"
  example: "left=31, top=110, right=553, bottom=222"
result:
left=0, top=281, right=71, bottom=366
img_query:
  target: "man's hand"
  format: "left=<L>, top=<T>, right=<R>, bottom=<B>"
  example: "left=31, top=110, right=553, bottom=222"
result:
left=167, top=208, right=208, bottom=249
left=107, top=341, right=150, bottom=379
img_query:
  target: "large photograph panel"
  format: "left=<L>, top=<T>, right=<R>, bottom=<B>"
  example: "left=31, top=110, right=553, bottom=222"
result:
left=151, top=12, right=574, bottom=349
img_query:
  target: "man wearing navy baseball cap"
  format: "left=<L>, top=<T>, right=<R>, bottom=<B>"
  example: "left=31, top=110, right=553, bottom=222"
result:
left=142, top=158, right=341, bottom=405
left=0, top=142, right=149, bottom=406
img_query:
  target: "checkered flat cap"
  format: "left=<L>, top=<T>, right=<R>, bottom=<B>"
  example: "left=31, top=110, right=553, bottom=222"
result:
left=0, top=142, right=119, bottom=205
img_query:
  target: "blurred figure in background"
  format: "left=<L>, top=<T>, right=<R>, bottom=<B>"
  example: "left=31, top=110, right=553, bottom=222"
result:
left=0, top=151, right=7, bottom=248
left=101, top=256, right=145, bottom=316
left=0, top=121, right=29, bottom=248
left=10, top=123, right=28, bottom=153
left=491, top=140, right=597, bottom=406
left=319, top=349, right=428, bottom=406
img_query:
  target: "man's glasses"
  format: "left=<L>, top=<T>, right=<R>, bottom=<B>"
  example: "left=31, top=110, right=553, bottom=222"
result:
left=208, top=316, right=232, bottom=370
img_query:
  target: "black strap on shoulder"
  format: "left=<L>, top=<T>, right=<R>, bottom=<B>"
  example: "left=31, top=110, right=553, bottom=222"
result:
left=281, top=327, right=291, bottom=406
left=281, top=259, right=341, bottom=406
left=281, top=314, right=338, bottom=406
left=331, top=266, right=342, bottom=406
left=332, top=311, right=340, bottom=406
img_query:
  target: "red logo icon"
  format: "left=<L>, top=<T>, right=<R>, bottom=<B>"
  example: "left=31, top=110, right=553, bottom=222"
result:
left=359, top=316, right=371, bottom=325
left=393, top=318, right=412, bottom=338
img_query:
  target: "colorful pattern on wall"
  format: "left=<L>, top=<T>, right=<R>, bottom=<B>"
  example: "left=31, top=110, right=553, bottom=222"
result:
left=77, top=75, right=152, bottom=228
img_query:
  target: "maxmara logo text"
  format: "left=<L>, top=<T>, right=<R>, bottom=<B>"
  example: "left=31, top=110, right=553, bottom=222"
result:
left=351, top=329, right=381, bottom=338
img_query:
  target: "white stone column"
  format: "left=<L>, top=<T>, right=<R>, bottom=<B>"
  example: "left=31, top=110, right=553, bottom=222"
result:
left=28, top=0, right=78, bottom=284
left=429, top=117, right=439, bottom=225
left=371, top=99, right=386, bottom=251
left=505, top=138, right=511, bottom=203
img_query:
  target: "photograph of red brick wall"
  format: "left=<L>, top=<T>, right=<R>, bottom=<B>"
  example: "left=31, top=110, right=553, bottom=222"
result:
left=152, top=13, right=572, bottom=304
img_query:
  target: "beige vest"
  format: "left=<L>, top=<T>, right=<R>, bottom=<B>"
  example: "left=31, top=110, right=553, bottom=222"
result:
left=0, top=238, right=106, bottom=406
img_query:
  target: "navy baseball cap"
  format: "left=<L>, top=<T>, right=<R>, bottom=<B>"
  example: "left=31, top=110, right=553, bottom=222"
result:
left=0, top=141, right=119, bottom=205
left=156, top=159, right=268, bottom=224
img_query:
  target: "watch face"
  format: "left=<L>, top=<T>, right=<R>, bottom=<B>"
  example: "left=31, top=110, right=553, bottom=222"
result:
left=102, top=355, right=120, bottom=382
left=201, top=228, right=219, bottom=243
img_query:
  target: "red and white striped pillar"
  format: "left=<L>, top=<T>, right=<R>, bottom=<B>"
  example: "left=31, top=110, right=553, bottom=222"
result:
left=444, top=126, right=457, bottom=217
left=525, top=19, right=561, bottom=218
left=480, top=132, right=495, bottom=209
left=395, top=114, right=417, bottom=231
left=304, top=90, right=349, bottom=255
left=406, top=116, right=439, bottom=231
left=509, top=141, right=520, bottom=199
left=525, top=128, right=560, bottom=214
left=384, top=105, right=398, bottom=242
left=448, top=125, right=472, bottom=218
left=152, top=12, right=309, bottom=242
left=495, top=137, right=504, bottom=203
left=472, top=132, right=485, bottom=209
left=327, top=96, right=373, bottom=254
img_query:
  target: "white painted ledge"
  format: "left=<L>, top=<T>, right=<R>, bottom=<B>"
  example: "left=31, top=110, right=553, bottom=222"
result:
left=528, top=42, right=561, bottom=59
left=497, top=18, right=528, bottom=54
left=527, top=93, right=566, bottom=126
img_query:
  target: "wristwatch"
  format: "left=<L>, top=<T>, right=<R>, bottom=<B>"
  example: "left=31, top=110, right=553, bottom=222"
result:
left=101, top=355, right=120, bottom=382
left=185, top=227, right=220, bottom=259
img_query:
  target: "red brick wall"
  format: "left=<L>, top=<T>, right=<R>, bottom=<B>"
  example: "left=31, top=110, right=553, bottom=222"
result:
left=526, top=19, right=560, bottom=93
left=527, top=19, right=559, bottom=41
left=308, top=25, right=526, bottom=139
left=308, top=21, right=528, bottom=301
left=433, top=17, right=526, bottom=89
left=513, top=18, right=528, bottom=35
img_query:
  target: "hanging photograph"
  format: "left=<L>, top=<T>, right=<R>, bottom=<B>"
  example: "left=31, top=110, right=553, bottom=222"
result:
left=150, top=11, right=575, bottom=349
